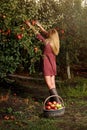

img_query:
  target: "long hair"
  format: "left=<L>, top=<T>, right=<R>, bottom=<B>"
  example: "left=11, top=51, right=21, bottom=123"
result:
left=46, top=29, right=60, bottom=55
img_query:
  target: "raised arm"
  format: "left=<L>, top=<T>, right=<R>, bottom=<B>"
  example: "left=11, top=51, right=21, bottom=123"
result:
left=36, top=21, right=48, bottom=35
left=25, top=20, right=39, bottom=34
left=25, top=20, right=46, bottom=44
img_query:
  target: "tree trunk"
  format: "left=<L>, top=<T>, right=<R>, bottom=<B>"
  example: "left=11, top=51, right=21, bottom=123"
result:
left=66, top=51, right=71, bottom=79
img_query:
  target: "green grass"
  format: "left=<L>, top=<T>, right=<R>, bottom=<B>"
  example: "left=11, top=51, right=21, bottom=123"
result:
left=57, top=77, right=87, bottom=98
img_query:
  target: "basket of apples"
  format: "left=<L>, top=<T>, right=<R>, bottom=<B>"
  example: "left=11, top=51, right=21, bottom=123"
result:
left=43, top=95, right=65, bottom=117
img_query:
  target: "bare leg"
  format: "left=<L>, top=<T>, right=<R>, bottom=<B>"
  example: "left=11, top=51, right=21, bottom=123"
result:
left=51, top=76, right=56, bottom=88
left=44, top=75, right=59, bottom=102
left=44, top=76, right=55, bottom=89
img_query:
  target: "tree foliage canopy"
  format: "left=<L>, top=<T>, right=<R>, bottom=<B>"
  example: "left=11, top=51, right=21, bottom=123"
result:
left=0, top=0, right=87, bottom=79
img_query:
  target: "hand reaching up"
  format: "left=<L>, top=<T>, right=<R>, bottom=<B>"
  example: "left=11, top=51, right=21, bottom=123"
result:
left=36, top=21, right=48, bottom=34
left=24, top=20, right=39, bottom=34
left=25, top=20, right=31, bottom=27
left=36, top=20, right=42, bottom=27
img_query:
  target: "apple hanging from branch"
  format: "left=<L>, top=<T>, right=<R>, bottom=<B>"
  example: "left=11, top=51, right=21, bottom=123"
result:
left=16, top=33, right=23, bottom=40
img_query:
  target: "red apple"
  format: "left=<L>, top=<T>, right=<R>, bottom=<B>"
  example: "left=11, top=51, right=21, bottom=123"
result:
left=61, top=30, right=64, bottom=34
left=5, top=29, right=11, bottom=35
left=4, top=115, right=9, bottom=120
left=16, top=34, right=21, bottom=39
left=47, top=101, right=52, bottom=106
left=53, top=101, right=57, bottom=105
left=54, top=106, right=58, bottom=110
left=16, top=34, right=23, bottom=40
left=50, top=104, right=55, bottom=109
left=45, top=105, right=51, bottom=110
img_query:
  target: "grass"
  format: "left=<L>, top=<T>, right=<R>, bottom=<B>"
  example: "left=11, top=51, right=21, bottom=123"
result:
left=0, top=77, right=87, bottom=130
left=0, top=119, right=63, bottom=130
left=57, top=77, right=87, bottom=98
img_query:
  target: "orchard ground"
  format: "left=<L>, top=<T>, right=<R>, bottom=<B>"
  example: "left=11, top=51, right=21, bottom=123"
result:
left=0, top=74, right=87, bottom=130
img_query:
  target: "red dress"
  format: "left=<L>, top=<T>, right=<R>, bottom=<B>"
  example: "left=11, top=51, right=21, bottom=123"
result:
left=36, top=34, right=57, bottom=76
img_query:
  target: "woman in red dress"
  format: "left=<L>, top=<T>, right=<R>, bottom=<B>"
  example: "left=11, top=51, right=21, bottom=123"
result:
left=25, top=21, right=60, bottom=102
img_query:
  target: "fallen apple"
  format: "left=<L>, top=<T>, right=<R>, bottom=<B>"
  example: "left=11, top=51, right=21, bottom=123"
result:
left=4, top=115, right=9, bottom=120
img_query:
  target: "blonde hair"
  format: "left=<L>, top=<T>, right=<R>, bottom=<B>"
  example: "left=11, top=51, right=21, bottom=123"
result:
left=46, top=29, right=60, bottom=55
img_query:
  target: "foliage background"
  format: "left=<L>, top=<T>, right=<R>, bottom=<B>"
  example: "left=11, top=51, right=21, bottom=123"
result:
left=0, top=0, right=87, bottom=79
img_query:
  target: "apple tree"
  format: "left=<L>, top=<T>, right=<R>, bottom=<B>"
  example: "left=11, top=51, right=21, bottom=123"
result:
left=0, top=0, right=42, bottom=79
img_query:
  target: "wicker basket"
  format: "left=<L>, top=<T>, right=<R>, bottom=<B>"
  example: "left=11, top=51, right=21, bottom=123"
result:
left=43, top=95, right=65, bottom=118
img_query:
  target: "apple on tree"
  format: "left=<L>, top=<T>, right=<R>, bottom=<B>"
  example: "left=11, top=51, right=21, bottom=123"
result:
left=61, top=30, right=64, bottom=34
left=34, top=47, right=38, bottom=53
left=16, top=33, right=23, bottom=40
left=5, top=29, right=11, bottom=35
left=2, top=15, right=6, bottom=19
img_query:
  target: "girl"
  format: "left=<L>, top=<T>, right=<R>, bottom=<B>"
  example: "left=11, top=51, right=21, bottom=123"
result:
left=25, top=20, right=60, bottom=102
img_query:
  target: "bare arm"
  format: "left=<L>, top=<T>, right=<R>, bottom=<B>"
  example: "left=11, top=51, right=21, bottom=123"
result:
left=25, top=20, right=46, bottom=44
left=36, top=21, right=48, bottom=34
left=25, top=20, right=39, bottom=34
